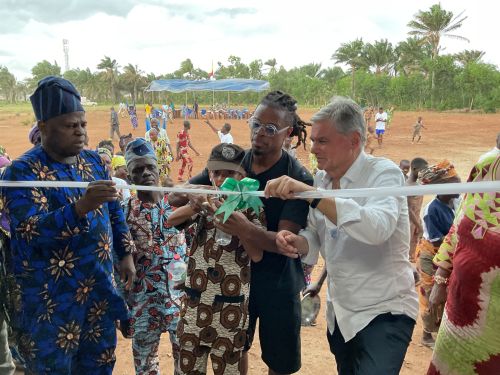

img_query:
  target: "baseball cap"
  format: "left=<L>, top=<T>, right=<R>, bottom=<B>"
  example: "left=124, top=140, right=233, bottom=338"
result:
left=207, top=143, right=246, bottom=175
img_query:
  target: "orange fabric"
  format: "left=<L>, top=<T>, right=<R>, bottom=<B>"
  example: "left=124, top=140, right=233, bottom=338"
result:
left=416, top=239, right=443, bottom=332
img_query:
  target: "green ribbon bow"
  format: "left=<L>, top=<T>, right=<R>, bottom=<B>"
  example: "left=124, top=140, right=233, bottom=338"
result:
left=214, top=177, right=263, bottom=223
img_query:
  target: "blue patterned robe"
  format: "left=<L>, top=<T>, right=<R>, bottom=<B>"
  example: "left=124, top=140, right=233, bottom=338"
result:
left=0, top=145, right=135, bottom=374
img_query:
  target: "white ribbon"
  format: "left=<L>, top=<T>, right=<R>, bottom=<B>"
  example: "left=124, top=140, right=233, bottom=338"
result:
left=0, top=180, right=498, bottom=199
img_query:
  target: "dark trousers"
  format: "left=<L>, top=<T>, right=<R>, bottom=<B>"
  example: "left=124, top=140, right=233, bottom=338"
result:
left=327, top=313, right=415, bottom=375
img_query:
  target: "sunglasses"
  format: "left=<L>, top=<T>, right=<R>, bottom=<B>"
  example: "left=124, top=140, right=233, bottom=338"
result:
left=248, top=118, right=290, bottom=137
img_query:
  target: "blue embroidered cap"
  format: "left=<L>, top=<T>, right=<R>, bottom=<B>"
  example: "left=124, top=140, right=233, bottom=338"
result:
left=30, top=76, right=84, bottom=122
left=125, top=137, right=157, bottom=167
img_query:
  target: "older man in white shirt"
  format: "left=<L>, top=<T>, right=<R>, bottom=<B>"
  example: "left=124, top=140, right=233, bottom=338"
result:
left=145, top=118, right=170, bottom=143
left=265, top=96, right=418, bottom=375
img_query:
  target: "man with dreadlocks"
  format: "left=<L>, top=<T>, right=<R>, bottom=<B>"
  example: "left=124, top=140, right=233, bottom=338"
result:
left=170, top=91, right=313, bottom=374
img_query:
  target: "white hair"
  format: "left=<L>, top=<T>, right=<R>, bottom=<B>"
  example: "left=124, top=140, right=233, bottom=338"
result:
left=311, top=96, right=366, bottom=144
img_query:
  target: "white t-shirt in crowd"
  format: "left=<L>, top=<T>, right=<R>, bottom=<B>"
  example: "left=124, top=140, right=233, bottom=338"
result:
left=375, top=112, right=388, bottom=130
left=218, top=131, right=233, bottom=144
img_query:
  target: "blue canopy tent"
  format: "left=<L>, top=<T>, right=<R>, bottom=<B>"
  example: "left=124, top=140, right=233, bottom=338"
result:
left=145, top=78, right=270, bottom=93
left=144, top=78, right=270, bottom=107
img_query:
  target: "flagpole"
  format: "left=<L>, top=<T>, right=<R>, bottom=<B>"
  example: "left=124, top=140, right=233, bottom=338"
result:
left=210, top=59, right=215, bottom=107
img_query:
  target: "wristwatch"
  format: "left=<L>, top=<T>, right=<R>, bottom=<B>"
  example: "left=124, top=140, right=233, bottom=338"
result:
left=310, top=198, right=322, bottom=209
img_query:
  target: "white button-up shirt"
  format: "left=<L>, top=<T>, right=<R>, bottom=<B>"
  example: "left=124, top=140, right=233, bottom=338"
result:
left=301, top=151, right=418, bottom=342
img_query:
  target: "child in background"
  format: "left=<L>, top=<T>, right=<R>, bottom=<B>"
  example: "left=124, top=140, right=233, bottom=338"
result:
left=168, top=143, right=265, bottom=375
left=399, top=159, right=411, bottom=181
left=412, top=116, right=426, bottom=143
left=364, top=106, right=374, bottom=127
left=176, top=121, right=200, bottom=182
left=365, top=126, right=376, bottom=155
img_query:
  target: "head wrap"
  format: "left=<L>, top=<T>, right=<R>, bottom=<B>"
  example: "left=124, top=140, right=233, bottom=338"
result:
left=112, top=155, right=126, bottom=170
left=29, top=124, right=41, bottom=145
left=0, top=156, right=10, bottom=169
left=97, top=147, right=112, bottom=160
left=125, top=138, right=157, bottom=167
left=418, top=160, right=458, bottom=185
left=30, top=76, right=84, bottom=122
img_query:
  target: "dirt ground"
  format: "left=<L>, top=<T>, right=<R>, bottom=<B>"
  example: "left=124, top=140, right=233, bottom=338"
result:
left=1, top=106, right=498, bottom=375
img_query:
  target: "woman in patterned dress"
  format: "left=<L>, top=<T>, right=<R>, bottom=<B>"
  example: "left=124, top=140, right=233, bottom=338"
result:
left=427, top=154, right=500, bottom=374
left=415, top=160, right=461, bottom=347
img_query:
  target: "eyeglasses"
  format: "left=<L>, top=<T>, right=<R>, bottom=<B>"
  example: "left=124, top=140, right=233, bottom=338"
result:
left=248, top=118, right=290, bottom=137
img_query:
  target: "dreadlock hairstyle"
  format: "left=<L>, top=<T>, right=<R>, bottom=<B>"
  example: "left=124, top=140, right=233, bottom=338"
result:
left=260, top=90, right=310, bottom=149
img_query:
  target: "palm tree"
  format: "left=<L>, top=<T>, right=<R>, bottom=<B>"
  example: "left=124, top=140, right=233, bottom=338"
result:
left=454, top=50, right=485, bottom=65
left=318, top=66, right=345, bottom=85
left=80, top=68, right=99, bottom=100
left=395, top=37, right=432, bottom=76
left=97, top=56, right=120, bottom=102
left=122, top=64, right=144, bottom=102
left=363, top=39, right=395, bottom=75
left=300, top=63, right=322, bottom=78
left=408, top=4, right=469, bottom=58
left=264, top=58, right=277, bottom=75
left=332, top=39, right=365, bottom=97
left=408, top=4, right=469, bottom=105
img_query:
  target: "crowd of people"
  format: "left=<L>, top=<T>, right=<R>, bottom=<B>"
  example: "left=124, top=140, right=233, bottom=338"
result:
left=0, top=75, right=498, bottom=375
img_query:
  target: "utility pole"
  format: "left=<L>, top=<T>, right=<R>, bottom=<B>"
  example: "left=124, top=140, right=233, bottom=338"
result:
left=62, top=39, right=70, bottom=72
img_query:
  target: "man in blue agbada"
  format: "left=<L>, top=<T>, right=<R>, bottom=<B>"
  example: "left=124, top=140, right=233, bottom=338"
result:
left=0, top=76, right=136, bottom=374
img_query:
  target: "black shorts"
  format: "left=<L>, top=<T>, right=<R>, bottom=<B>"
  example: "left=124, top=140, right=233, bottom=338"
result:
left=327, top=313, right=415, bottom=375
left=245, top=289, right=301, bottom=374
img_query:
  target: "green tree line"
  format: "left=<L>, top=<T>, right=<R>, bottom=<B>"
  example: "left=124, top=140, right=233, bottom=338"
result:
left=1, top=4, right=499, bottom=111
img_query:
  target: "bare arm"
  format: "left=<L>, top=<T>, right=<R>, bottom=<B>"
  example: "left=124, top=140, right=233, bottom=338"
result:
left=407, top=198, right=423, bottom=230
left=188, top=141, right=200, bottom=156
left=204, top=120, right=218, bottom=134
left=239, top=219, right=302, bottom=254
left=303, top=265, right=328, bottom=296
left=167, top=205, right=196, bottom=226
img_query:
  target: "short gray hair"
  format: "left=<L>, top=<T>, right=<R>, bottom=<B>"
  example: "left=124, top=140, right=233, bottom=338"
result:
left=311, top=96, right=366, bottom=144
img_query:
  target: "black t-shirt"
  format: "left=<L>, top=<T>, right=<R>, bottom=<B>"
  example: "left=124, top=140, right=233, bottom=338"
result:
left=189, top=150, right=313, bottom=295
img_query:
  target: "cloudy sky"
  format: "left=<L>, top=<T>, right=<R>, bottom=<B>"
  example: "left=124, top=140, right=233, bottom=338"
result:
left=0, top=0, right=497, bottom=80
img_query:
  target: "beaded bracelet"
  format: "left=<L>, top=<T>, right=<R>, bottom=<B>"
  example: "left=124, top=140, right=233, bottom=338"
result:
left=434, top=275, right=449, bottom=286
